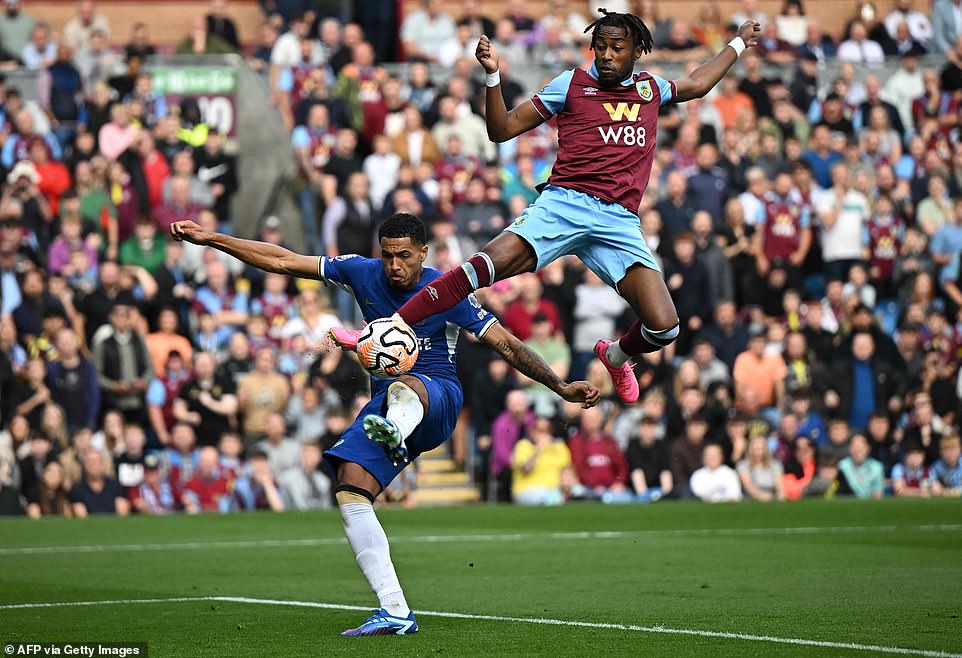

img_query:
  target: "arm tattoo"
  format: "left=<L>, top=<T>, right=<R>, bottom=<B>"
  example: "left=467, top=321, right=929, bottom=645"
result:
left=493, top=336, right=564, bottom=394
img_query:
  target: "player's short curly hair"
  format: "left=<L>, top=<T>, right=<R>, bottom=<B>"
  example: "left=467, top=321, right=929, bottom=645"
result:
left=379, top=212, right=427, bottom=246
left=584, top=7, right=654, bottom=54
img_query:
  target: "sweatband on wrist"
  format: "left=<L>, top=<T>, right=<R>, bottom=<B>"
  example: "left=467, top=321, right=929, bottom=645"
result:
left=728, top=37, right=746, bottom=56
left=485, top=70, right=501, bottom=87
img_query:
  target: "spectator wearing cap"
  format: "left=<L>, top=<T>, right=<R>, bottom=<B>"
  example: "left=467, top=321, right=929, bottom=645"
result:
left=91, top=297, right=154, bottom=422
left=130, top=453, right=178, bottom=513
left=5, top=160, right=54, bottom=249
left=68, top=447, right=129, bottom=516
left=279, top=442, right=331, bottom=510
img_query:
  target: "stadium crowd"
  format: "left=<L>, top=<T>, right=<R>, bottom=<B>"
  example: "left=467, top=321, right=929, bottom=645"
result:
left=1, top=0, right=962, bottom=517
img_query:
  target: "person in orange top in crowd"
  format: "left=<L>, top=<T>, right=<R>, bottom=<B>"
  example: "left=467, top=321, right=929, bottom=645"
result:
left=713, top=77, right=755, bottom=130
left=782, top=435, right=817, bottom=500
left=27, top=137, right=70, bottom=216
left=145, top=307, right=193, bottom=377
left=733, top=326, right=788, bottom=411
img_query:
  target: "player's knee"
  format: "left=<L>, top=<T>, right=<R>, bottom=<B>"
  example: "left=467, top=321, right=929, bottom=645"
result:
left=335, top=484, right=376, bottom=506
left=641, top=322, right=680, bottom=348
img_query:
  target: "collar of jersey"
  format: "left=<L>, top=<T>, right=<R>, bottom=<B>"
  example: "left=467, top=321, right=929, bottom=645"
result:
left=587, top=62, right=636, bottom=87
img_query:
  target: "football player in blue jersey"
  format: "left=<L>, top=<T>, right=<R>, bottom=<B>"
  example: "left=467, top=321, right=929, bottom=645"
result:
left=170, top=214, right=598, bottom=636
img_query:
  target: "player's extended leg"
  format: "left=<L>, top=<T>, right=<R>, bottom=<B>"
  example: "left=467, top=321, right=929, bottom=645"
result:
left=336, top=462, right=419, bottom=637
left=595, top=265, right=680, bottom=403
left=362, top=376, right=430, bottom=466
left=330, top=232, right=536, bottom=350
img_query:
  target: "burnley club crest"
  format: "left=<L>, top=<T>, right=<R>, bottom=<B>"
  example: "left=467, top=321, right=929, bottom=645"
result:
left=636, top=80, right=653, bottom=102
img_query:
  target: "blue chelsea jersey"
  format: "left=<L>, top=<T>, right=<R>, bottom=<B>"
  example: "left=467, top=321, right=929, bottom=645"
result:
left=319, top=255, right=498, bottom=392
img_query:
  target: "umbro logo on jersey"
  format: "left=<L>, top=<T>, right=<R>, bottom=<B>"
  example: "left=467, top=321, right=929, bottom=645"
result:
left=583, top=87, right=598, bottom=96
left=426, top=285, right=439, bottom=301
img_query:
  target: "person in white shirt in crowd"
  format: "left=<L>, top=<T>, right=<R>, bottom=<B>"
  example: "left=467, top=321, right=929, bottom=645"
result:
left=690, top=443, right=743, bottom=503
left=571, top=269, right=627, bottom=381
left=279, top=442, right=332, bottom=510
left=399, top=0, right=456, bottom=63
left=816, top=162, right=871, bottom=282
left=838, top=20, right=885, bottom=65
left=884, top=0, right=932, bottom=47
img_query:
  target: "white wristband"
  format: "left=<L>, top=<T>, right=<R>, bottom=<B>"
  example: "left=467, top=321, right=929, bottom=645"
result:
left=728, top=36, right=746, bottom=57
left=485, top=70, right=501, bottom=87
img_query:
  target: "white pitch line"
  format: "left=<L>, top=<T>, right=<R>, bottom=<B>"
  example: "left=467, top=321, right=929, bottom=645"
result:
left=0, top=595, right=959, bottom=658
left=2, top=524, right=961, bottom=556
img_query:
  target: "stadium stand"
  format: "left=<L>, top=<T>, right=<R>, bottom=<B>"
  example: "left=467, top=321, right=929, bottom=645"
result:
left=0, top=0, right=961, bottom=517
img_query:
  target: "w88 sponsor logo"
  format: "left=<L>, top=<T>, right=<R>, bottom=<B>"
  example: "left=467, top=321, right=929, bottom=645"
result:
left=597, top=124, right=647, bottom=147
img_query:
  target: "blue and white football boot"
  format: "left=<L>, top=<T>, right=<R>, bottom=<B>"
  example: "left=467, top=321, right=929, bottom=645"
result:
left=340, top=608, right=419, bottom=636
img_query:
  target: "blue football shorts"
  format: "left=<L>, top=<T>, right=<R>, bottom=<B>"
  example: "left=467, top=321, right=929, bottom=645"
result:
left=505, top=184, right=661, bottom=288
left=323, top=373, right=463, bottom=491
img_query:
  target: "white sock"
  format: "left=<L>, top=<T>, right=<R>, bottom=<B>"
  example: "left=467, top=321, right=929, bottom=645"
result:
left=605, top=340, right=631, bottom=367
left=340, top=502, right=410, bottom=617
left=386, top=382, right=425, bottom=444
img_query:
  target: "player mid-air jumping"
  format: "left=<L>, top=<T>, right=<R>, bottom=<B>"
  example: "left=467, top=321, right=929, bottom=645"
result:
left=331, top=9, right=761, bottom=404
left=169, top=214, right=599, bottom=636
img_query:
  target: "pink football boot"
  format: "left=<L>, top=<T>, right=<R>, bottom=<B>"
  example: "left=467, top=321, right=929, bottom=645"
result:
left=593, top=339, right=640, bottom=404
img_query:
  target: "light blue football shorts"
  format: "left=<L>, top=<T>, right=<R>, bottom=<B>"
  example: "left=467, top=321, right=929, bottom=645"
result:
left=505, top=184, right=661, bottom=288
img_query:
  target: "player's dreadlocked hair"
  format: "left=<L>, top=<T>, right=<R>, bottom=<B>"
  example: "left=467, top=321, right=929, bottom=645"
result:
left=584, top=8, right=654, bottom=54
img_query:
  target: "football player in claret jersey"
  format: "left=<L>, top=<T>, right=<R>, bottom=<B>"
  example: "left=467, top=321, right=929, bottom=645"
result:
left=330, top=10, right=761, bottom=404
left=169, top=214, right=598, bottom=636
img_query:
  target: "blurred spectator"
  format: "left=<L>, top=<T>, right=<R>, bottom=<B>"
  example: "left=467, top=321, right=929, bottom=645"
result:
left=279, top=441, right=330, bottom=510
left=257, top=411, right=300, bottom=479
left=153, top=176, right=204, bottom=234
left=521, top=313, right=569, bottom=416
left=933, top=0, right=962, bottom=54
left=891, top=440, right=931, bottom=497
left=690, top=443, right=742, bottom=502
left=738, top=435, right=786, bottom=501
left=21, top=22, right=57, bottom=70
left=68, top=447, right=129, bottom=516
left=734, top=326, right=787, bottom=412
left=837, top=433, right=885, bottom=498
left=25, top=459, right=71, bottom=517
left=206, top=0, right=240, bottom=50
left=669, top=414, right=710, bottom=499
left=145, top=308, right=193, bottom=376
left=173, top=351, right=236, bottom=447
left=162, top=422, right=199, bottom=489
left=176, top=15, right=238, bottom=55
left=46, top=328, right=99, bottom=432
left=64, top=0, right=110, bottom=52
left=323, top=171, right=374, bottom=258
left=487, top=389, right=532, bottom=502
left=400, top=0, right=456, bottom=63
left=181, top=445, right=235, bottom=513
left=929, top=433, right=962, bottom=496
left=0, top=0, right=35, bottom=56
left=130, top=453, right=177, bottom=514
left=92, top=298, right=153, bottom=422
left=782, top=434, right=817, bottom=499
left=626, top=415, right=672, bottom=501
left=838, top=20, right=885, bottom=65
left=510, top=415, right=572, bottom=506
left=74, top=29, right=120, bottom=87
left=571, top=270, right=626, bottom=381
left=567, top=406, right=629, bottom=501
left=826, top=332, right=904, bottom=431
left=120, top=19, right=154, bottom=60
left=502, top=273, right=562, bottom=341
left=664, top=233, right=711, bottom=348
left=238, top=347, right=289, bottom=443
left=234, top=449, right=284, bottom=511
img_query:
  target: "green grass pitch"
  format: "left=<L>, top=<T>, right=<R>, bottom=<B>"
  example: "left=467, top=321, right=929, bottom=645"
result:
left=1, top=498, right=960, bottom=657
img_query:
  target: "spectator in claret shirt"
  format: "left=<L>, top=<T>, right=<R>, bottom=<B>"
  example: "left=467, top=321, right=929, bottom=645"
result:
left=181, top=445, right=235, bottom=513
left=568, top=406, right=629, bottom=502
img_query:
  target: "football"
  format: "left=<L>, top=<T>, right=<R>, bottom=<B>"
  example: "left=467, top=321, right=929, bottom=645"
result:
left=356, top=317, right=420, bottom=379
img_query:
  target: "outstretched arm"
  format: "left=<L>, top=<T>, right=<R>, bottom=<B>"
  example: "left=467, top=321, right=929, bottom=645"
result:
left=481, top=322, right=600, bottom=408
left=170, top=220, right=321, bottom=279
left=476, top=35, right=546, bottom=143
left=673, top=21, right=761, bottom=103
